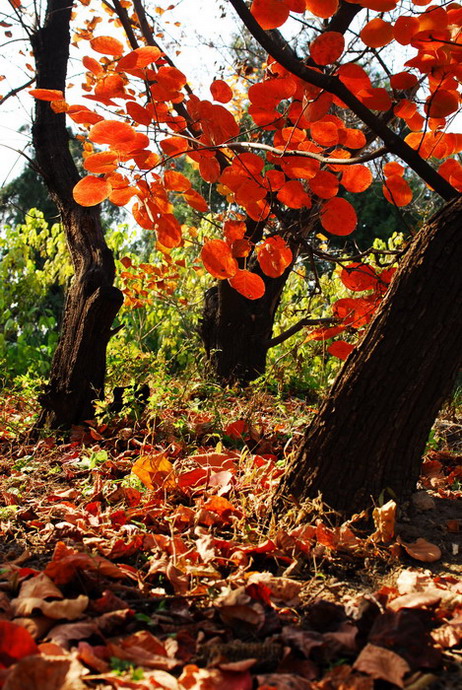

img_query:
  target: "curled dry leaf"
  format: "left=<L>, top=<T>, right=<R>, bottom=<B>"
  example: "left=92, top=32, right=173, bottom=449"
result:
left=11, top=594, right=89, bottom=620
left=371, top=499, right=396, bottom=543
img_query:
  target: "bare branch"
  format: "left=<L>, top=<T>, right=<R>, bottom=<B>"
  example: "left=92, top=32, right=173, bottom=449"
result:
left=0, top=77, right=34, bottom=106
left=267, top=317, right=338, bottom=349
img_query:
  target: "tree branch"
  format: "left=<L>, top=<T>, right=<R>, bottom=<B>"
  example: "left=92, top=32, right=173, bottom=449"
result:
left=227, top=0, right=459, bottom=201
left=267, top=317, right=338, bottom=349
left=0, top=77, right=34, bottom=106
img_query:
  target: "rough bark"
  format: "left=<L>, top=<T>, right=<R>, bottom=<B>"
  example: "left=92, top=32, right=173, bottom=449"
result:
left=274, top=196, right=462, bottom=516
left=200, top=266, right=291, bottom=384
left=32, top=0, right=123, bottom=429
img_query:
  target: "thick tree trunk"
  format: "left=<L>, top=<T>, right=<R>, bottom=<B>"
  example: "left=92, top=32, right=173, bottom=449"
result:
left=31, top=0, right=123, bottom=429
left=200, top=267, right=290, bottom=384
left=274, top=197, right=462, bottom=516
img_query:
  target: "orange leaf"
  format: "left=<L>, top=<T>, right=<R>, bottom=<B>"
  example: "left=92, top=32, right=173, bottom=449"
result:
left=199, top=157, right=221, bottom=183
left=305, top=0, right=339, bottom=18
left=328, top=340, right=355, bottom=360
left=393, top=15, right=420, bottom=45
left=29, top=88, right=64, bottom=101
left=156, top=214, right=183, bottom=249
left=164, top=170, right=191, bottom=192
left=184, top=189, right=209, bottom=213
left=201, top=239, right=238, bottom=279
left=360, top=18, right=394, bottom=48
left=383, top=161, right=405, bottom=177
left=277, top=180, right=312, bottom=208
left=224, top=220, right=246, bottom=243
left=390, top=71, right=418, bottom=91
left=310, top=121, right=339, bottom=147
left=210, top=79, right=233, bottom=103
left=321, top=197, right=357, bottom=235
left=383, top=175, right=413, bottom=207
left=126, top=101, right=152, bottom=126
left=82, top=55, right=103, bottom=76
left=341, top=165, right=373, bottom=193
left=83, top=151, right=118, bottom=174
left=160, top=136, right=190, bottom=157
left=425, top=89, right=459, bottom=118
left=256, top=236, right=293, bottom=278
left=228, top=270, right=265, bottom=300
left=309, top=170, right=339, bottom=199
left=73, top=176, right=111, bottom=207
left=116, top=46, right=161, bottom=70
left=90, top=35, right=124, bottom=56
left=250, top=0, right=290, bottom=30
left=131, top=453, right=174, bottom=490
left=340, top=263, right=378, bottom=291
left=310, top=31, right=345, bottom=65
left=89, top=119, right=137, bottom=147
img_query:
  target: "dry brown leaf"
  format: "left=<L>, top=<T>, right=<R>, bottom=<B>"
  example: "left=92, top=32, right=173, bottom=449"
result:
left=256, top=673, right=313, bottom=689
left=354, top=643, right=410, bottom=687
left=388, top=590, right=442, bottom=611
left=246, top=572, right=303, bottom=605
left=13, top=616, right=54, bottom=640
left=398, top=537, right=442, bottom=562
left=11, top=595, right=88, bottom=620
left=47, top=621, right=98, bottom=648
left=17, top=573, right=63, bottom=600
left=3, top=654, right=86, bottom=690
left=371, top=500, right=396, bottom=543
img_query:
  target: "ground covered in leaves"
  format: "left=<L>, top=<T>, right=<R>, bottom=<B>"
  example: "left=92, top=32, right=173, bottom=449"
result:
left=0, top=387, right=461, bottom=690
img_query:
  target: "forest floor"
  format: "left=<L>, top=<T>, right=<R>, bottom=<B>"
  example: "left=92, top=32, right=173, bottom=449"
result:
left=0, top=383, right=461, bottom=690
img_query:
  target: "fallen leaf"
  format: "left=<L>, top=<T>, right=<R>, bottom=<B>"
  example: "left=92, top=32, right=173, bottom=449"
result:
left=371, top=500, right=396, bottom=542
left=398, top=537, right=442, bottom=562
left=3, top=653, right=86, bottom=690
left=0, top=621, right=38, bottom=667
left=354, top=643, right=410, bottom=687
left=131, top=452, right=175, bottom=490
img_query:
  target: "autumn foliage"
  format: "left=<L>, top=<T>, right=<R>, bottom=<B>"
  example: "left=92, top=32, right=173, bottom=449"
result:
left=28, top=0, right=462, bottom=358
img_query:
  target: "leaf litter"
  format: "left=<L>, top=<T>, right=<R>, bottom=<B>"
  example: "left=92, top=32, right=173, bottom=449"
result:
left=0, top=390, right=461, bottom=689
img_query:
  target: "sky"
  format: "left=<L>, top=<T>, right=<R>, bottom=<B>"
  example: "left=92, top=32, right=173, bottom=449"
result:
left=0, top=0, right=242, bottom=188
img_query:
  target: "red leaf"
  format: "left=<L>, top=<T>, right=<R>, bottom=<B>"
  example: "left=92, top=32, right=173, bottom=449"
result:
left=228, top=270, right=265, bottom=300
left=340, top=263, right=378, bottom=291
left=0, top=621, right=38, bottom=667
left=360, top=18, right=394, bottom=48
left=328, top=341, right=355, bottom=360
left=256, top=236, right=293, bottom=278
left=305, top=0, right=339, bottom=18
left=73, top=176, right=111, bottom=207
left=321, top=198, right=357, bottom=235
left=210, top=79, right=233, bottom=104
left=277, top=180, right=312, bottom=208
left=341, top=165, right=373, bottom=193
left=310, top=32, right=345, bottom=65
left=201, top=240, right=238, bottom=279
left=383, top=175, right=413, bottom=207
left=29, top=88, right=64, bottom=101
left=250, top=0, right=290, bottom=30
left=116, top=46, right=161, bottom=70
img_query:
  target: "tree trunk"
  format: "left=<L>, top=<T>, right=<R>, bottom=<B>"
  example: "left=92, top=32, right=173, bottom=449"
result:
left=274, top=197, right=462, bottom=516
left=200, top=267, right=291, bottom=384
left=31, top=0, right=123, bottom=429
